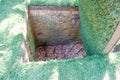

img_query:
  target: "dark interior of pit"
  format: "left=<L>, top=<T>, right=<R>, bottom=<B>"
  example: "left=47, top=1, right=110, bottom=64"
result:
left=27, top=6, right=86, bottom=61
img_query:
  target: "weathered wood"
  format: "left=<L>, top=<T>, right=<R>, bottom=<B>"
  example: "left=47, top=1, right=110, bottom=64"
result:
left=20, top=39, right=29, bottom=63
left=103, top=22, right=120, bottom=54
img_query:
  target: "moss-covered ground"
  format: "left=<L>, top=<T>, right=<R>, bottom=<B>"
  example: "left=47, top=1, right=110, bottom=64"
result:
left=0, top=0, right=120, bottom=80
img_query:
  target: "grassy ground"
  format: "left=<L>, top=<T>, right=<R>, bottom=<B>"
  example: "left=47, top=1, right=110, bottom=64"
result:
left=79, top=0, right=120, bottom=55
left=0, top=0, right=120, bottom=80
left=28, top=0, right=79, bottom=6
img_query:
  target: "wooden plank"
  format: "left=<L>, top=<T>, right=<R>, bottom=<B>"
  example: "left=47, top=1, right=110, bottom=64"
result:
left=20, top=39, right=29, bottom=63
left=103, top=22, right=120, bottom=54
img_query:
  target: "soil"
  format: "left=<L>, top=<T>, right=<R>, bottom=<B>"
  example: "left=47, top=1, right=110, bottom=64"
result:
left=35, top=41, right=86, bottom=61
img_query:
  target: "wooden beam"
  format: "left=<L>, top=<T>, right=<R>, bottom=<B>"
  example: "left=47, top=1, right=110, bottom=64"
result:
left=103, top=22, right=120, bottom=54
left=20, top=39, right=29, bottom=63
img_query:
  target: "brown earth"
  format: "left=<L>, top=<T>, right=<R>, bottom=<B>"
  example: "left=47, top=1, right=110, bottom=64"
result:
left=35, top=41, right=86, bottom=61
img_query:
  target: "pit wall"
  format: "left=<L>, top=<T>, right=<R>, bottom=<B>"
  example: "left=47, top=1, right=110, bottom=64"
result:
left=26, top=22, right=36, bottom=61
left=26, top=0, right=120, bottom=56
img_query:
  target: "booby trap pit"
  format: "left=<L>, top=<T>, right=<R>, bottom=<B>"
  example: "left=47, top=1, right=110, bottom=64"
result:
left=25, top=6, right=86, bottom=61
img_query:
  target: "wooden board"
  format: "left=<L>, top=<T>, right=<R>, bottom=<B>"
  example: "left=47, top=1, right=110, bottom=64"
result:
left=103, top=22, right=120, bottom=54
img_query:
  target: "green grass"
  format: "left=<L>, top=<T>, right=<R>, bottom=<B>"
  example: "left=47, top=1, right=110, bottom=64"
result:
left=0, top=0, right=120, bottom=80
left=79, top=0, right=120, bottom=55
left=28, top=0, right=79, bottom=6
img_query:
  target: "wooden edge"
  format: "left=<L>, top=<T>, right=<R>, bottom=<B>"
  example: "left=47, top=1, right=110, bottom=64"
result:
left=28, top=5, right=78, bottom=10
left=20, top=7, right=29, bottom=63
left=27, top=5, right=79, bottom=15
left=20, top=39, right=29, bottom=63
left=102, top=22, right=120, bottom=54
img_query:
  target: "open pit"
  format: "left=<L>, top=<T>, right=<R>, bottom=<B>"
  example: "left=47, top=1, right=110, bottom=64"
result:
left=26, top=6, right=86, bottom=61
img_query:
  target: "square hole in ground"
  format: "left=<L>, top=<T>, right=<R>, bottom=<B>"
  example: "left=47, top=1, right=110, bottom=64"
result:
left=26, top=6, right=86, bottom=61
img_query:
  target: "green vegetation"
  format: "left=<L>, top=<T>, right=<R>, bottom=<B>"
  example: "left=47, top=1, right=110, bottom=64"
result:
left=79, top=0, right=120, bottom=55
left=28, top=0, right=79, bottom=6
left=0, top=0, right=120, bottom=80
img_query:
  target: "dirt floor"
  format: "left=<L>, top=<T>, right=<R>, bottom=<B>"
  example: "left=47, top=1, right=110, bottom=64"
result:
left=35, top=41, right=86, bottom=61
